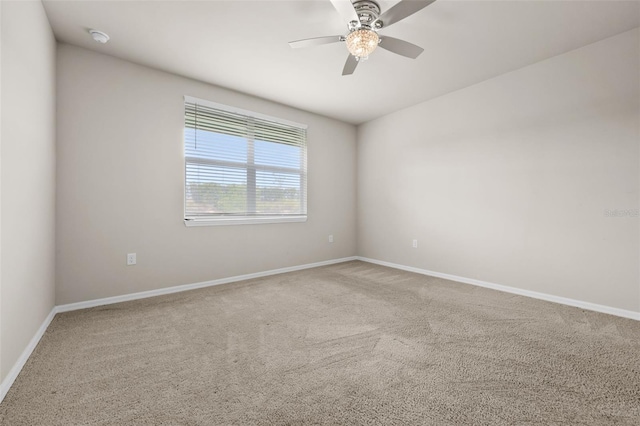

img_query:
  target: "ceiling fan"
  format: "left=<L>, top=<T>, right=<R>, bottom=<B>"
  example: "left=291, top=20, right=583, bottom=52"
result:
left=289, top=0, right=436, bottom=76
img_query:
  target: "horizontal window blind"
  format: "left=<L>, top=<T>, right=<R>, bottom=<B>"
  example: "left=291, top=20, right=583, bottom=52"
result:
left=184, top=96, right=307, bottom=220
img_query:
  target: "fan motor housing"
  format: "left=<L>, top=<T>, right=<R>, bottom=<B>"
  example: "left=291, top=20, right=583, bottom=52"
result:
left=351, top=0, right=383, bottom=29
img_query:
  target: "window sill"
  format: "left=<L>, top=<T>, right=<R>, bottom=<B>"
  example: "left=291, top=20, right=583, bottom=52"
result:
left=184, top=216, right=307, bottom=227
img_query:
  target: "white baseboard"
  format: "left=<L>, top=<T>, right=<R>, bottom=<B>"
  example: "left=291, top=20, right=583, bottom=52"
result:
left=357, top=256, right=640, bottom=321
left=0, top=307, right=56, bottom=404
left=56, top=256, right=358, bottom=313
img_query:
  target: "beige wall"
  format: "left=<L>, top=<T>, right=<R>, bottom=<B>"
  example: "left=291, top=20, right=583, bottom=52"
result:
left=357, top=29, right=640, bottom=313
left=1, top=0, right=57, bottom=382
left=56, top=44, right=357, bottom=305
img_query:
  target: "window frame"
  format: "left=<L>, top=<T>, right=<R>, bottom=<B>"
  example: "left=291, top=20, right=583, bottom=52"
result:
left=183, top=96, right=308, bottom=227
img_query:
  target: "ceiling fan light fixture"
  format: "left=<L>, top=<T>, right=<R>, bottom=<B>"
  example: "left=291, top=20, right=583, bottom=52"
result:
left=345, top=28, right=379, bottom=60
left=288, top=0, right=433, bottom=75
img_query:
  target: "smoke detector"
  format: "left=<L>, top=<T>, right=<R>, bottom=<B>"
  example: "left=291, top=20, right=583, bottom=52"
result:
left=89, top=29, right=110, bottom=44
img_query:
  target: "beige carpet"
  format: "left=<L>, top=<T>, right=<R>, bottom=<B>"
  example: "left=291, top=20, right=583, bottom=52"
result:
left=1, top=261, right=639, bottom=425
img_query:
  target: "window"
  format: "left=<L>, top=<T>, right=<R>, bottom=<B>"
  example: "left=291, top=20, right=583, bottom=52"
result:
left=183, top=96, right=307, bottom=226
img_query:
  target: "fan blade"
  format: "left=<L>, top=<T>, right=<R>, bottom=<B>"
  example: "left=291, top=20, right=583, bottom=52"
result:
left=375, top=0, right=436, bottom=29
left=342, top=54, right=358, bottom=76
left=379, top=36, right=424, bottom=59
left=330, top=0, right=358, bottom=23
left=289, top=35, right=343, bottom=49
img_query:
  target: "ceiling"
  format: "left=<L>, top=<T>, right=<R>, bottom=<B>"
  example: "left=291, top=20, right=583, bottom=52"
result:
left=42, top=0, right=640, bottom=124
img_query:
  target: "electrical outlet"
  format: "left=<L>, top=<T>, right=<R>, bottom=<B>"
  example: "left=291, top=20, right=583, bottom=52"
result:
left=412, top=239, right=418, bottom=248
left=127, top=253, right=136, bottom=265
left=329, top=235, right=334, bottom=243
